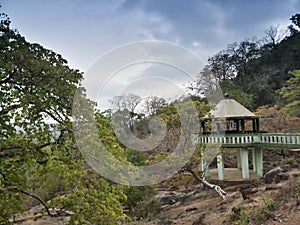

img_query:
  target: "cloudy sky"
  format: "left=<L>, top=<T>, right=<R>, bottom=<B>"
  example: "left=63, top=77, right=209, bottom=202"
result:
left=2, top=0, right=300, bottom=109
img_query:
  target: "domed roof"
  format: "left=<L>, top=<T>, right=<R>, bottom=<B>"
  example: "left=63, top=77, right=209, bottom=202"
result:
left=209, top=98, right=256, bottom=118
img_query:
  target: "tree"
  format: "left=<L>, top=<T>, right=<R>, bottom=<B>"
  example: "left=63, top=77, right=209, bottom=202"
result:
left=110, top=93, right=142, bottom=130
left=204, top=14, right=300, bottom=108
left=288, top=13, right=300, bottom=35
left=219, top=80, right=254, bottom=110
left=278, top=70, right=300, bottom=117
left=144, top=95, right=166, bottom=116
left=148, top=98, right=227, bottom=199
left=0, top=10, right=128, bottom=224
left=208, top=52, right=236, bottom=82
left=263, top=25, right=287, bottom=47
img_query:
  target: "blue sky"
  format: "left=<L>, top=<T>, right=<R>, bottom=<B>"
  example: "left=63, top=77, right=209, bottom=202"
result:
left=2, top=0, right=300, bottom=109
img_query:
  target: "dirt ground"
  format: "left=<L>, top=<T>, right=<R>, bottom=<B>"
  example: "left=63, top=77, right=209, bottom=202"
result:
left=130, top=168, right=300, bottom=225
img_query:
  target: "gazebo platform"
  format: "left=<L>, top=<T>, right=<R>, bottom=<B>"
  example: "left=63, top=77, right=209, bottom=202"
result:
left=197, top=96, right=300, bottom=181
left=206, top=168, right=260, bottom=184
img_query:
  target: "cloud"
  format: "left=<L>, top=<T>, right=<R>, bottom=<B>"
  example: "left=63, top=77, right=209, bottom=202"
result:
left=83, top=41, right=205, bottom=110
left=5, top=0, right=299, bottom=69
left=3, top=0, right=300, bottom=110
left=121, top=0, right=300, bottom=58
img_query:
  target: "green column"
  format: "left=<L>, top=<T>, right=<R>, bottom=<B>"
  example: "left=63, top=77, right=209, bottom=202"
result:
left=237, top=149, right=241, bottom=170
left=217, top=154, right=224, bottom=180
left=252, top=148, right=256, bottom=172
left=254, top=147, right=263, bottom=176
left=240, top=148, right=249, bottom=179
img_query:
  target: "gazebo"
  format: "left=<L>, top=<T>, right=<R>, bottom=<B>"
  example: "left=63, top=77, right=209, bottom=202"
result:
left=201, top=97, right=263, bottom=134
left=197, top=95, right=300, bottom=181
left=200, top=96, right=266, bottom=180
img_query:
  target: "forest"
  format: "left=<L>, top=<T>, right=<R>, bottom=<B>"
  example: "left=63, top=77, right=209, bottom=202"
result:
left=1, top=6, right=300, bottom=225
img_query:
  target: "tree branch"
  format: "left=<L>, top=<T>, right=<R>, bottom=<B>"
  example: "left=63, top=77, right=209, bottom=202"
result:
left=3, top=186, right=54, bottom=217
left=41, top=109, right=63, bottom=124
left=0, top=103, right=20, bottom=115
left=0, top=68, right=18, bottom=85
left=186, top=167, right=228, bottom=200
left=0, top=145, right=24, bottom=158
left=0, top=128, right=73, bottom=159
left=2, top=186, right=72, bottom=217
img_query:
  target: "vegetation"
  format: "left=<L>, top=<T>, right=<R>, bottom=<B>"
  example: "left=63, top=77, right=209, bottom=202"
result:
left=0, top=9, right=133, bottom=224
left=191, top=14, right=300, bottom=108
left=278, top=70, right=300, bottom=116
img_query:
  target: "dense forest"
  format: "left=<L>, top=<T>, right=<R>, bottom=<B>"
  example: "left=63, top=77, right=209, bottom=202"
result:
left=1, top=5, right=300, bottom=225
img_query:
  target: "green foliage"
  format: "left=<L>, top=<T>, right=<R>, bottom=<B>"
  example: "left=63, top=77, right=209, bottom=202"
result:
left=231, top=197, right=276, bottom=225
left=280, top=157, right=296, bottom=165
left=123, top=186, right=161, bottom=220
left=250, top=197, right=275, bottom=223
left=288, top=13, right=300, bottom=35
left=294, top=180, right=300, bottom=198
left=236, top=210, right=249, bottom=225
left=0, top=11, right=129, bottom=225
left=50, top=168, right=128, bottom=225
left=191, top=14, right=300, bottom=108
left=278, top=70, right=300, bottom=116
left=124, top=148, right=147, bottom=166
left=220, top=80, right=254, bottom=110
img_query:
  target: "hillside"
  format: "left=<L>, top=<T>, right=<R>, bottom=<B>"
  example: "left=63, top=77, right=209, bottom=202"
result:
left=12, top=151, right=300, bottom=225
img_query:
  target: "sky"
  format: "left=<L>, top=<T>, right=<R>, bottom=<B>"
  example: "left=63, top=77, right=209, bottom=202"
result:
left=2, top=0, right=300, bottom=110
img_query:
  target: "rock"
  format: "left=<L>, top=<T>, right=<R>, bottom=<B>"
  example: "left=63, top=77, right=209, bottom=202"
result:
left=192, top=214, right=206, bottom=225
left=240, top=184, right=258, bottom=200
left=158, top=191, right=181, bottom=206
left=282, top=164, right=292, bottom=172
left=157, top=218, right=173, bottom=225
left=265, top=183, right=283, bottom=190
left=264, top=167, right=289, bottom=184
left=160, top=196, right=177, bottom=205
left=186, top=207, right=198, bottom=212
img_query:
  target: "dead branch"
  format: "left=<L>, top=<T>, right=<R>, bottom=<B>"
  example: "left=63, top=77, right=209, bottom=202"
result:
left=186, top=168, right=228, bottom=200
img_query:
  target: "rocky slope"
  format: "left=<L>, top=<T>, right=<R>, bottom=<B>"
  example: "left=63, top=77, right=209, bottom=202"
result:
left=134, top=167, right=300, bottom=225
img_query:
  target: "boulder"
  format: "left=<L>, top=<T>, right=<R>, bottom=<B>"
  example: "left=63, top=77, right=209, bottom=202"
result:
left=264, top=166, right=289, bottom=184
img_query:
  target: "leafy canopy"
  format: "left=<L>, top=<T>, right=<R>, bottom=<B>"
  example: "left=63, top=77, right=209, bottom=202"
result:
left=0, top=10, right=129, bottom=225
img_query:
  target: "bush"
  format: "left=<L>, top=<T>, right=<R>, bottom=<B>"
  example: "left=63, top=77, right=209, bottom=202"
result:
left=123, top=186, right=161, bottom=221
left=281, top=157, right=296, bottom=166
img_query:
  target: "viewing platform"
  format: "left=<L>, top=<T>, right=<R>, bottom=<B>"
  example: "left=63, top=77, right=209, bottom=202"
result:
left=195, top=133, right=300, bottom=148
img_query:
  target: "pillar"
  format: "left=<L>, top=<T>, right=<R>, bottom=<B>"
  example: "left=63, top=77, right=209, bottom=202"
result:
left=240, top=148, right=249, bottom=179
left=252, top=148, right=256, bottom=172
left=237, top=149, right=242, bottom=170
left=254, top=147, right=263, bottom=176
left=241, top=119, right=245, bottom=133
left=252, top=119, right=256, bottom=133
left=236, top=120, right=240, bottom=132
left=256, top=118, right=260, bottom=132
left=217, top=154, right=224, bottom=180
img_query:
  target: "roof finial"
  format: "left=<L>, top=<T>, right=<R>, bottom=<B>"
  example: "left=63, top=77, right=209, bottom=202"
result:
left=224, top=93, right=230, bottom=98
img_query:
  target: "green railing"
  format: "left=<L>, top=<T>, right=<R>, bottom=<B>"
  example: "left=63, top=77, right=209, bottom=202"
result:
left=195, top=133, right=300, bottom=148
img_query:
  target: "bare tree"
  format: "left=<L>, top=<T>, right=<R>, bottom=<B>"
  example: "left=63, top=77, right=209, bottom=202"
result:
left=144, top=95, right=166, bottom=116
left=110, top=94, right=142, bottom=129
left=263, top=25, right=287, bottom=46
